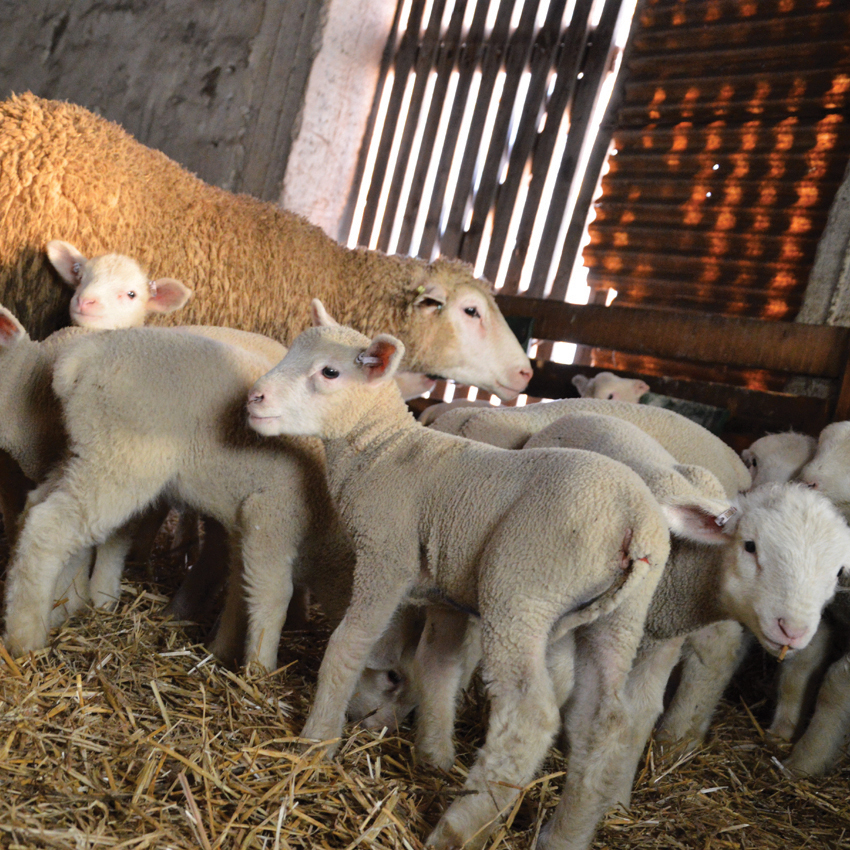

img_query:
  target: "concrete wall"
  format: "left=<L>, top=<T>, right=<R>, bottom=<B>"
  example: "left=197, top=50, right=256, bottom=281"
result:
left=0, top=0, right=325, bottom=201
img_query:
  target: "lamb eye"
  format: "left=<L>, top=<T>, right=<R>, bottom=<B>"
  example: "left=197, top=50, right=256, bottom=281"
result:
left=321, top=366, right=339, bottom=379
left=386, top=670, right=401, bottom=686
left=464, top=306, right=480, bottom=318
left=751, top=457, right=757, bottom=467
left=744, top=540, right=756, bottom=554
left=607, top=393, right=614, bottom=400
left=127, top=291, right=137, bottom=299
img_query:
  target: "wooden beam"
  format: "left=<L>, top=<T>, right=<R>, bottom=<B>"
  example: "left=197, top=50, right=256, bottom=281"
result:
left=525, top=359, right=833, bottom=438
left=496, top=295, right=850, bottom=378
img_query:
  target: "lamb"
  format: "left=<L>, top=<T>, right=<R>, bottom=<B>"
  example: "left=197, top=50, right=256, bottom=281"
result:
left=766, top=420, right=850, bottom=776
left=351, top=409, right=850, bottom=849
left=429, top=396, right=751, bottom=497
left=0, top=93, right=531, bottom=400
left=244, top=303, right=729, bottom=850
left=571, top=370, right=650, bottom=402
left=741, top=431, right=817, bottom=489
left=45, top=240, right=193, bottom=329
left=1, top=322, right=355, bottom=672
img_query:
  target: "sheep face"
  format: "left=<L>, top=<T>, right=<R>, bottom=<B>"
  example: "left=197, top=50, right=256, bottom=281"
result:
left=46, top=240, right=191, bottom=330
left=405, top=266, right=532, bottom=400
left=742, top=432, right=817, bottom=489
left=799, top=422, right=850, bottom=515
left=571, top=371, right=650, bottom=402
left=248, top=319, right=405, bottom=440
left=718, top=483, right=850, bottom=658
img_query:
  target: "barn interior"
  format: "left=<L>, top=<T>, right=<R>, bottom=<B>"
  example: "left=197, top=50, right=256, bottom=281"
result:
left=1, top=1, right=850, bottom=848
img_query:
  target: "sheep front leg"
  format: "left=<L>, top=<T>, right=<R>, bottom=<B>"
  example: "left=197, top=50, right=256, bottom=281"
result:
left=784, top=651, right=850, bottom=776
left=413, top=606, right=470, bottom=769
left=769, top=620, right=832, bottom=742
left=656, top=620, right=747, bottom=750
left=49, top=547, right=95, bottom=628
left=426, top=618, right=559, bottom=850
left=5, top=476, right=161, bottom=655
left=302, top=569, right=412, bottom=756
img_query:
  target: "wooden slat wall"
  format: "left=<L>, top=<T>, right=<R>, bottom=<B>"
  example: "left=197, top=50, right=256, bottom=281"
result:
left=585, top=0, right=850, bottom=321
left=349, top=0, right=626, bottom=296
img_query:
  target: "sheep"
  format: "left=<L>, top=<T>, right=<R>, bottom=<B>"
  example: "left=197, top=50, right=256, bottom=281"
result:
left=45, top=240, right=193, bottom=329
left=429, top=396, right=751, bottom=497
left=0, top=93, right=531, bottom=400
left=767, top=421, right=850, bottom=776
left=0, top=321, right=356, bottom=672
left=571, top=370, right=650, bottom=402
left=741, top=431, right=817, bottom=489
left=244, top=303, right=727, bottom=850
left=348, top=410, right=850, bottom=850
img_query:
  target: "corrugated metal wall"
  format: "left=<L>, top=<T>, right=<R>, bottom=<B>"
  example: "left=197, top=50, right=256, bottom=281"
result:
left=584, top=0, right=850, bottom=320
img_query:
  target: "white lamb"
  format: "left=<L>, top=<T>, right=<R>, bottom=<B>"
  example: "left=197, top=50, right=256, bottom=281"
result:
left=244, top=303, right=729, bottom=850
left=1, top=324, right=354, bottom=671
left=741, top=431, right=817, bottom=489
left=346, top=410, right=850, bottom=849
left=768, top=420, right=850, bottom=776
left=46, top=240, right=193, bottom=329
left=571, top=370, right=650, bottom=402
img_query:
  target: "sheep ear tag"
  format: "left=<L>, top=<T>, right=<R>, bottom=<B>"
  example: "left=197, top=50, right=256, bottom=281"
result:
left=355, top=335, right=405, bottom=383
left=413, top=282, right=447, bottom=313
left=146, top=278, right=192, bottom=314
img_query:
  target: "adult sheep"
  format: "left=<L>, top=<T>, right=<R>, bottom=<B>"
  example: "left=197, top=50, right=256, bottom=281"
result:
left=0, top=93, right=531, bottom=399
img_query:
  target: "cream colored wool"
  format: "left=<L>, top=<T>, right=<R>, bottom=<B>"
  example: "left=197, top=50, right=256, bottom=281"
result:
left=429, top=396, right=751, bottom=497
left=2, top=325, right=354, bottom=671
left=0, top=94, right=530, bottom=398
left=246, top=317, right=688, bottom=850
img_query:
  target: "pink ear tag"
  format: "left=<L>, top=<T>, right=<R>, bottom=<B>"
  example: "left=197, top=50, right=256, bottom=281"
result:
left=714, top=507, right=738, bottom=527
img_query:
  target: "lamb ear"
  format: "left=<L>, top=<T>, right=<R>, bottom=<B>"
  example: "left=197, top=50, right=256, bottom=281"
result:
left=357, top=334, right=405, bottom=383
left=46, top=240, right=88, bottom=286
left=311, top=299, right=339, bottom=327
left=0, top=306, right=27, bottom=347
left=662, top=502, right=739, bottom=545
left=571, top=374, right=588, bottom=393
left=413, top=281, right=447, bottom=313
left=146, top=278, right=193, bottom=314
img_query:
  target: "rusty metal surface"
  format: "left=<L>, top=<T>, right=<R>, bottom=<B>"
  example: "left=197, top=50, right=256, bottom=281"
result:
left=585, top=0, right=850, bottom=321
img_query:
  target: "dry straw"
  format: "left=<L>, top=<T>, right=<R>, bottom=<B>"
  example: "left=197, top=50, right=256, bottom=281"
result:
left=0, top=524, right=848, bottom=849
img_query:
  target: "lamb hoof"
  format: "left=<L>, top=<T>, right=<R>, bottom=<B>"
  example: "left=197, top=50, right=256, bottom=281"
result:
left=767, top=717, right=796, bottom=743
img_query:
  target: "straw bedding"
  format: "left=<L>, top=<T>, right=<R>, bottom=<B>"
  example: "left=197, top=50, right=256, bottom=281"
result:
left=1, top=522, right=849, bottom=850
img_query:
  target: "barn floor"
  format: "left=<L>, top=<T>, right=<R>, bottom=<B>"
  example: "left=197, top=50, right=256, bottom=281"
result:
left=0, top=526, right=849, bottom=850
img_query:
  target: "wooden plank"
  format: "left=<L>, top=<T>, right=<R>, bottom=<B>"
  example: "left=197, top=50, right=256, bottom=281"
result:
left=526, top=0, right=626, bottom=295
left=465, top=0, right=544, bottom=280
left=497, top=0, right=585, bottom=295
left=525, top=359, right=833, bottom=438
left=495, top=294, right=850, bottom=377
left=439, top=0, right=518, bottom=258
left=418, top=0, right=484, bottom=259
left=374, top=0, right=457, bottom=253
left=479, top=0, right=555, bottom=283
left=355, top=0, right=434, bottom=246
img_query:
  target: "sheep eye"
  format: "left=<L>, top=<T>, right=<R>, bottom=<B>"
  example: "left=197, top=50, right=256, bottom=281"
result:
left=321, top=366, right=340, bottom=379
left=607, top=393, right=615, bottom=400
left=127, top=291, right=137, bottom=299
left=464, top=306, right=481, bottom=318
left=744, top=540, right=756, bottom=554
left=386, top=670, right=401, bottom=686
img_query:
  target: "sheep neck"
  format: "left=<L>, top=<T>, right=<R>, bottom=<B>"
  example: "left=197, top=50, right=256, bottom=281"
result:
left=322, top=397, right=420, bottom=490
